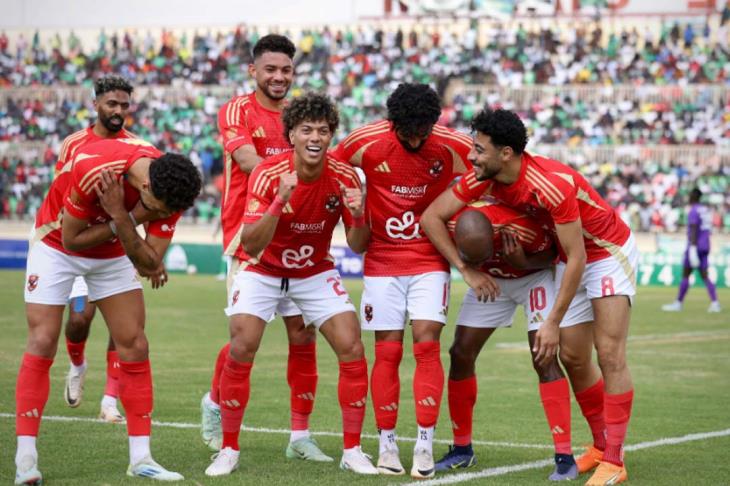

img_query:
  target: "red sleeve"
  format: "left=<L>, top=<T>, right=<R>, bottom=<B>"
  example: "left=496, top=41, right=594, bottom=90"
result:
left=537, top=177, right=579, bottom=224
left=146, top=212, right=182, bottom=239
left=218, top=99, right=253, bottom=154
left=63, top=159, right=100, bottom=220
left=451, top=170, right=489, bottom=203
left=242, top=165, right=273, bottom=225
left=334, top=162, right=362, bottom=227
left=438, top=126, right=473, bottom=175
left=330, top=131, right=378, bottom=169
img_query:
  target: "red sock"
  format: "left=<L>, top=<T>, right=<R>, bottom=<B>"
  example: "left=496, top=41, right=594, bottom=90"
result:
left=371, top=341, right=403, bottom=430
left=338, top=358, right=368, bottom=449
left=603, top=389, right=633, bottom=467
left=574, top=378, right=606, bottom=451
left=288, top=343, right=318, bottom=431
left=539, top=378, right=572, bottom=455
left=413, top=341, right=444, bottom=428
left=210, top=343, right=230, bottom=404
left=104, top=350, right=120, bottom=398
left=118, top=360, right=153, bottom=436
left=16, top=353, right=53, bottom=436
left=448, top=376, right=477, bottom=446
left=219, top=356, right=253, bottom=451
left=66, top=338, right=86, bottom=366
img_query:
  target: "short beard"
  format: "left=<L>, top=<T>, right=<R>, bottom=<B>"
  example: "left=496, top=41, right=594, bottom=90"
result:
left=100, top=115, right=124, bottom=133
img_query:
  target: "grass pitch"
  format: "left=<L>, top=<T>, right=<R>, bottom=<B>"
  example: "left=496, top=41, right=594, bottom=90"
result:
left=0, top=270, right=728, bottom=485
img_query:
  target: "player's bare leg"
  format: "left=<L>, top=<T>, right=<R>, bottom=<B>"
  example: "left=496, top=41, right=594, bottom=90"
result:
left=587, top=296, right=632, bottom=485
left=318, top=311, right=377, bottom=475
left=63, top=299, right=95, bottom=408
left=15, top=303, right=65, bottom=485
left=206, top=313, right=266, bottom=477
left=283, top=315, right=330, bottom=461
left=435, top=325, right=494, bottom=472
left=97, top=290, right=183, bottom=481
left=529, top=330, right=579, bottom=480
left=410, top=320, right=444, bottom=479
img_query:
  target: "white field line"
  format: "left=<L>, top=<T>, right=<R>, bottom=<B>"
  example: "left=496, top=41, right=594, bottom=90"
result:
left=0, top=413, right=551, bottom=450
left=495, top=329, right=730, bottom=350
left=397, top=427, right=730, bottom=486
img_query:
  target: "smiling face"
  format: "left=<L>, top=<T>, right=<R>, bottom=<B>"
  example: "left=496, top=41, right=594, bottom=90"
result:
left=289, top=119, right=333, bottom=168
left=469, top=132, right=511, bottom=181
left=249, top=51, right=294, bottom=102
left=94, top=90, right=131, bottom=133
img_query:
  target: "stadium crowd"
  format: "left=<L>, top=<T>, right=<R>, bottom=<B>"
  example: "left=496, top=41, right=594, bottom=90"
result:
left=0, top=20, right=728, bottom=228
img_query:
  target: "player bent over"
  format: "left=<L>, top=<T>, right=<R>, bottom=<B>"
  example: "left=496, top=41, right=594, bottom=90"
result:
left=16, top=138, right=201, bottom=484
left=422, top=108, right=637, bottom=485
left=433, top=205, right=598, bottom=480
left=205, top=93, right=378, bottom=477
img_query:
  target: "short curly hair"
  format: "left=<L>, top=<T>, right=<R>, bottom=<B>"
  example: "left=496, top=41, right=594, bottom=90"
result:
left=94, top=75, right=133, bottom=97
left=281, top=92, right=339, bottom=142
left=149, top=153, right=202, bottom=212
left=386, top=83, right=441, bottom=137
left=253, top=34, right=296, bottom=60
left=471, top=108, right=528, bottom=154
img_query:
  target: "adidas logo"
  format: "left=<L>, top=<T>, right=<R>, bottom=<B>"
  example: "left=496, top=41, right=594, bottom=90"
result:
left=379, top=402, right=398, bottom=412
left=349, top=397, right=367, bottom=408
left=19, top=408, right=39, bottom=418
left=252, top=126, right=266, bottom=138
left=417, top=396, right=437, bottom=407
left=297, top=392, right=315, bottom=401
left=374, top=161, right=391, bottom=173
left=551, top=425, right=565, bottom=435
left=222, top=399, right=242, bottom=408
left=282, top=203, right=293, bottom=214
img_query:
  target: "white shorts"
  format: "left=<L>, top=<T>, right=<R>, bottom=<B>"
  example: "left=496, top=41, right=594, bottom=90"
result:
left=24, top=242, right=142, bottom=305
left=227, top=257, right=300, bottom=318
left=360, top=271, right=450, bottom=331
left=225, top=269, right=355, bottom=328
left=559, top=233, right=640, bottom=326
left=69, top=276, right=89, bottom=299
left=456, top=269, right=579, bottom=332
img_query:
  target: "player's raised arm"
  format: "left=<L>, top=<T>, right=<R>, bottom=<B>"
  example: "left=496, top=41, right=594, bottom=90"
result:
left=241, top=170, right=297, bottom=256
left=422, top=188, right=499, bottom=301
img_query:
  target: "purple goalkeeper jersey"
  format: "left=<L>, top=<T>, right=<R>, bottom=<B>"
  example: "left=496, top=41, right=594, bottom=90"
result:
left=687, top=203, right=711, bottom=252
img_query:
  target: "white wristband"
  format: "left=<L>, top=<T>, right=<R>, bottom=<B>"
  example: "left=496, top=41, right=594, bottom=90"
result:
left=108, top=220, right=117, bottom=236
left=128, top=211, right=138, bottom=227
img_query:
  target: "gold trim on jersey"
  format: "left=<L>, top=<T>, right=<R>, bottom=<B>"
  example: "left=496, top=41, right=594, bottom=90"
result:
left=432, top=125, right=472, bottom=149
left=328, top=159, right=360, bottom=187
left=444, top=145, right=468, bottom=174
left=223, top=153, right=233, bottom=205
left=58, top=129, right=88, bottom=165
left=374, top=161, right=391, bottom=173
left=32, top=215, right=63, bottom=245
left=343, top=122, right=390, bottom=149
left=463, top=171, right=482, bottom=190
left=349, top=139, right=379, bottom=167
left=552, top=172, right=575, bottom=187
left=252, top=126, right=266, bottom=138
left=282, top=202, right=293, bottom=214
left=252, top=160, right=291, bottom=196
left=227, top=96, right=250, bottom=127
left=525, top=166, right=564, bottom=207
left=78, top=159, right=127, bottom=193
left=343, top=120, right=389, bottom=145
left=576, top=188, right=606, bottom=212
left=226, top=257, right=244, bottom=295
left=494, top=222, right=537, bottom=243
left=582, top=229, right=636, bottom=288
left=224, top=223, right=244, bottom=256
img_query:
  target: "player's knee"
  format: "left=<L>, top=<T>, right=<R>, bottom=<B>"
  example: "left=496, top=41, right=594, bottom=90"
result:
left=230, top=336, right=260, bottom=362
left=336, top=339, right=364, bottom=362
left=558, top=346, right=588, bottom=371
left=27, top=331, right=59, bottom=357
left=115, top=332, right=149, bottom=360
left=533, top=357, right=564, bottom=382
left=287, top=324, right=316, bottom=345
left=449, top=342, right=476, bottom=372
left=596, top=347, right=626, bottom=375
left=66, top=313, right=91, bottom=333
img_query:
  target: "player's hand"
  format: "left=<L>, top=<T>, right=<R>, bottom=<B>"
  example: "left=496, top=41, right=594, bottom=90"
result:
left=138, top=263, right=168, bottom=289
left=688, top=246, right=700, bottom=268
left=501, top=231, right=529, bottom=269
left=94, top=169, right=126, bottom=219
left=277, top=171, right=298, bottom=202
left=533, top=318, right=560, bottom=367
left=339, top=181, right=364, bottom=217
left=462, top=266, right=500, bottom=302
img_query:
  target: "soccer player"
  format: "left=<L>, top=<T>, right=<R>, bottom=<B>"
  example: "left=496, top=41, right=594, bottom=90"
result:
left=201, top=34, right=330, bottom=461
left=662, top=188, right=722, bottom=313
left=204, top=93, right=377, bottom=477
left=54, top=75, right=137, bottom=423
left=435, top=204, right=598, bottom=480
left=421, top=108, right=637, bottom=486
left=331, top=83, right=472, bottom=478
left=16, top=137, right=201, bottom=484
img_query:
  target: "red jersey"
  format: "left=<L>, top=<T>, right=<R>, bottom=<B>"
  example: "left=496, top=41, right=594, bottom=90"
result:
left=34, top=126, right=134, bottom=250
left=331, top=121, right=472, bottom=276
left=240, top=152, right=361, bottom=278
left=448, top=200, right=554, bottom=279
left=39, top=138, right=181, bottom=259
left=218, top=92, right=291, bottom=255
left=452, top=151, right=631, bottom=263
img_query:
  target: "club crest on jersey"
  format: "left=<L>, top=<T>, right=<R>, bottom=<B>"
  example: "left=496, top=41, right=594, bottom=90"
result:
left=364, top=304, right=373, bottom=322
left=248, top=199, right=260, bottom=213
left=429, top=160, right=444, bottom=177
left=325, top=194, right=341, bottom=213
left=232, top=290, right=240, bottom=306
left=27, top=274, right=39, bottom=292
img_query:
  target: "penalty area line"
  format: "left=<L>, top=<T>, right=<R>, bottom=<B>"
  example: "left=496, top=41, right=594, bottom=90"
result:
left=397, top=427, right=730, bottom=486
left=0, top=413, right=551, bottom=450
